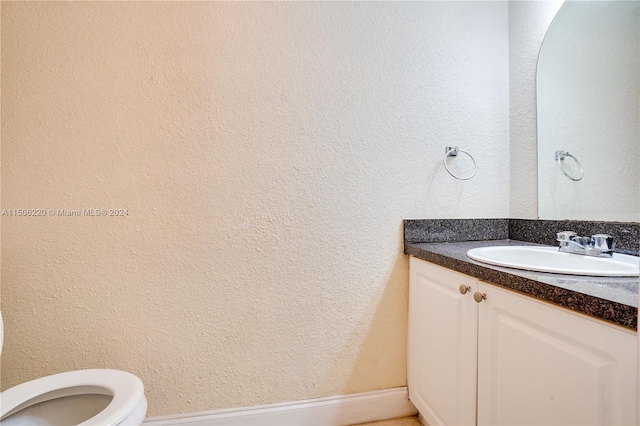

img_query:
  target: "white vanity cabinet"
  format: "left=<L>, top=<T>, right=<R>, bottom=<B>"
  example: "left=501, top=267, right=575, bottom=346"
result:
left=408, top=257, right=478, bottom=425
left=408, top=256, right=638, bottom=426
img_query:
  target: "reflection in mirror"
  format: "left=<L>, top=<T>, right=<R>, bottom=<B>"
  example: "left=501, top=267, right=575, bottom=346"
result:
left=537, top=0, right=639, bottom=222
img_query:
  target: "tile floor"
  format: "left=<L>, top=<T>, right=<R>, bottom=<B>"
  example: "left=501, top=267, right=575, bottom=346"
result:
left=355, top=415, right=422, bottom=426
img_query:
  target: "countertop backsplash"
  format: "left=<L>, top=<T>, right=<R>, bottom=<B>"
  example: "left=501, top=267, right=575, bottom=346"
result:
left=404, top=218, right=639, bottom=256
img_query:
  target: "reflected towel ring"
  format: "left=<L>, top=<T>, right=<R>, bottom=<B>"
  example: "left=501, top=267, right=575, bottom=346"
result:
left=444, top=146, right=477, bottom=180
left=555, top=150, right=584, bottom=181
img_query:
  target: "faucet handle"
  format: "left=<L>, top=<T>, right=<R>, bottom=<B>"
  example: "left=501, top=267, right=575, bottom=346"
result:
left=556, top=231, right=577, bottom=241
left=591, top=234, right=614, bottom=251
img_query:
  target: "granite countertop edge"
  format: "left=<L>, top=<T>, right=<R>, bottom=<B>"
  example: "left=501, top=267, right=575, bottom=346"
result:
left=405, top=240, right=638, bottom=330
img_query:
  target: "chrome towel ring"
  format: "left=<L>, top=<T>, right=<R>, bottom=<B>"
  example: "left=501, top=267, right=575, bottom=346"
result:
left=444, top=146, right=477, bottom=180
left=555, top=150, right=584, bottom=181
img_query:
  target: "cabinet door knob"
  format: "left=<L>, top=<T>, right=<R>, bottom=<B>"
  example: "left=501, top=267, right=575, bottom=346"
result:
left=459, top=285, right=471, bottom=295
left=473, top=292, right=487, bottom=303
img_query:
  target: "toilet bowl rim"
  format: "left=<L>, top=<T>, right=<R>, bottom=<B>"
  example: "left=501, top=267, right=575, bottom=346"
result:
left=0, top=368, right=145, bottom=426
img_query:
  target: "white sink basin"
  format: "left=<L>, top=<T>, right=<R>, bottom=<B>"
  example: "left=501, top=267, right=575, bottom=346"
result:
left=467, top=246, right=639, bottom=277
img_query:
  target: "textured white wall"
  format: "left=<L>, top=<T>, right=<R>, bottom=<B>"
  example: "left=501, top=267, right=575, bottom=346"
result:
left=1, top=1, right=509, bottom=417
left=537, top=0, right=639, bottom=222
left=509, top=0, right=564, bottom=219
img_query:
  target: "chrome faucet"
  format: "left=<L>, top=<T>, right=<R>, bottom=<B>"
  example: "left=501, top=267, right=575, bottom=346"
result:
left=556, top=231, right=614, bottom=257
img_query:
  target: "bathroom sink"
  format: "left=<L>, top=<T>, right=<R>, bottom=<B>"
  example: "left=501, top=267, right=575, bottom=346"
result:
left=466, top=246, right=639, bottom=277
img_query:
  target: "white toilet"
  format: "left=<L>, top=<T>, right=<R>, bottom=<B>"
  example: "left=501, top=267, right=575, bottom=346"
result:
left=0, top=313, right=148, bottom=425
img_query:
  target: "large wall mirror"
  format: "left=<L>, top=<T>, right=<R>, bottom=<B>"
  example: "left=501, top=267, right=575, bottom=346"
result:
left=537, top=0, right=639, bottom=222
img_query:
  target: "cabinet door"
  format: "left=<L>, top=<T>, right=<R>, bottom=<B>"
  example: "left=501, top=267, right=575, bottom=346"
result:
left=477, top=281, right=637, bottom=425
left=408, top=257, right=478, bottom=426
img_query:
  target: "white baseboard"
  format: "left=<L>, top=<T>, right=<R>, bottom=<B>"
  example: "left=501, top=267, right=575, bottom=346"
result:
left=143, top=387, right=417, bottom=426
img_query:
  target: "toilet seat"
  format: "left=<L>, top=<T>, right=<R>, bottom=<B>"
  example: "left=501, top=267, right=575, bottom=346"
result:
left=1, top=369, right=144, bottom=426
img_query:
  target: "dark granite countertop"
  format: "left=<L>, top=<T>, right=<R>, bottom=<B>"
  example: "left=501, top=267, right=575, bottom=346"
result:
left=405, top=239, right=638, bottom=330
